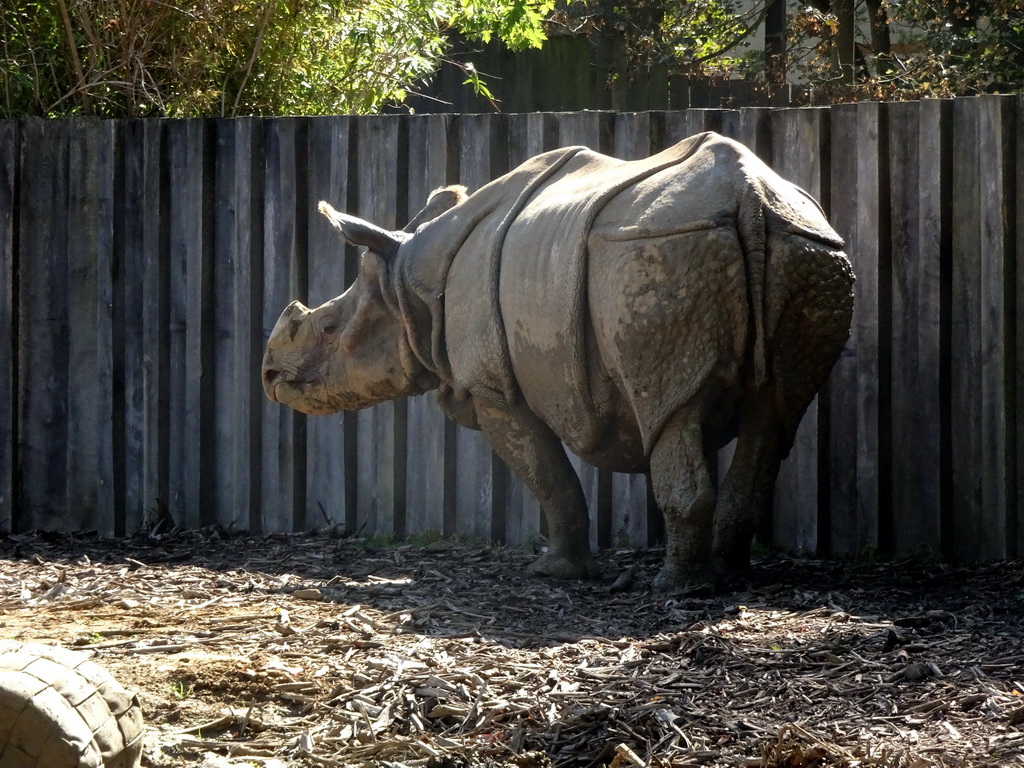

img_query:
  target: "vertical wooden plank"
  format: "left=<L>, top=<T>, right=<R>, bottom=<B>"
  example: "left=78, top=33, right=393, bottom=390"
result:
left=888, top=100, right=949, bottom=554
left=525, top=112, right=558, bottom=155
left=1016, top=94, right=1024, bottom=559
left=768, top=107, right=830, bottom=553
left=18, top=119, right=70, bottom=531
left=65, top=119, right=117, bottom=534
left=828, top=102, right=889, bottom=555
left=212, top=118, right=263, bottom=530
left=243, top=119, right=266, bottom=534
left=455, top=113, right=510, bottom=544
left=211, top=118, right=239, bottom=529
left=405, top=114, right=457, bottom=541
left=354, top=116, right=405, bottom=538
left=144, top=120, right=171, bottom=528
left=261, top=118, right=306, bottom=533
left=0, top=121, right=18, bottom=531
left=737, top=108, right=773, bottom=161
left=854, top=102, right=890, bottom=555
left=556, top=112, right=614, bottom=153
left=121, top=121, right=142, bottom=532
left=949, top=101, right=979, bottom=562
left=304, top=117, right=353, bottom=531
left=719, top=109, right=742, bottom=140
left=166, top=119, right=215, bottom=529
left=613, top=112, right=656, bottom=160
left=124, top=120, right=172, bottom=530
left=826, top=104, right=860, bottom=556
left=950, top=96, right=1015, bottom=560
left=663, top=109, right=724, bottom=145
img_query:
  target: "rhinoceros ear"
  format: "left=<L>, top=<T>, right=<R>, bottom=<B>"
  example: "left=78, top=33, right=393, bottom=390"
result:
left=318, top=201, right=405, bottom=260
left=403, top=185, right=468, bottom=232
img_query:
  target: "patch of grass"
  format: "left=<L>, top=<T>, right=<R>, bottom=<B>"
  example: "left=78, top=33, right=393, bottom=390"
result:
left=170, top=680, right=194, bottom=700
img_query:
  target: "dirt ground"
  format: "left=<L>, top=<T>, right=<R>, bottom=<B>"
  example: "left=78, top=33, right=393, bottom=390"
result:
left=0, top=528, right=1022, bottom=768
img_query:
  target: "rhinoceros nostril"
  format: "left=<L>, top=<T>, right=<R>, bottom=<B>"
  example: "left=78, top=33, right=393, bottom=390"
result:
left=264, top=369, right=282, bottom=386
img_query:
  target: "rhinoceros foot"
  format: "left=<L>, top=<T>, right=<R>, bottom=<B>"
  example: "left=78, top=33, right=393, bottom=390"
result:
left=527, top=551, right=600, bottom=580
left=652, top=565, right=716, bottom=596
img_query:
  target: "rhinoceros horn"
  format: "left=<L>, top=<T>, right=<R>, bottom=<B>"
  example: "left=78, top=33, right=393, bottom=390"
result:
left=317, top=201, right=406, bottom=259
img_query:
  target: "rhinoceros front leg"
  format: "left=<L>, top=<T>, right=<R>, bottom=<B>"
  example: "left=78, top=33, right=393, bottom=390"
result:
left=650, top=408, right=716, bottom=591
left=475, top=401, right=599, bottom=580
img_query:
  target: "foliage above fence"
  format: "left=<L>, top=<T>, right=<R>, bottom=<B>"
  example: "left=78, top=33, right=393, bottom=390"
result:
left=0, top=0, right=552, bottom=118
left=0, top=98, right=1022, bottom=564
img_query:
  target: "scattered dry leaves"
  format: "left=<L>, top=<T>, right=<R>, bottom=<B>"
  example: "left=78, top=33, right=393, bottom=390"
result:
left=0, top=528, right=1022, bottom=768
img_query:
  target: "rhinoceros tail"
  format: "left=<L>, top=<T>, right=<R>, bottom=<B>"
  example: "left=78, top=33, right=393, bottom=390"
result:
left=736, top=181, right=768, bottom=389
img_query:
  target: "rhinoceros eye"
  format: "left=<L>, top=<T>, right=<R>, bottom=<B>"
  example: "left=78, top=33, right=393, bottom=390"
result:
left=321, top=318, right=341, bottom=337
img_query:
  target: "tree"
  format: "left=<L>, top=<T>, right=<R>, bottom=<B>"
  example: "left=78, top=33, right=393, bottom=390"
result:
left=0, top=0, right=553, bottom=118
left=789, top=0, right=1023, bottom=97
left=550, top=0, right=1023, bottom=100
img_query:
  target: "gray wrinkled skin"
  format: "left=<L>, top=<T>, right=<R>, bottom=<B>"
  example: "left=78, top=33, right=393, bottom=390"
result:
left=262, top=132, right=855, bottom=591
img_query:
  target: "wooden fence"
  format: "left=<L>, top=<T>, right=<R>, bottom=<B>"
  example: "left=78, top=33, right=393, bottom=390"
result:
left=400, top=34, right=806, bottom=114
left=1, top=97, right=1022, bottom=561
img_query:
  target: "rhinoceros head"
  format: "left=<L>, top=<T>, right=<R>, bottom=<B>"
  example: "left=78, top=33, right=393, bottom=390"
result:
left=262, top=188, right=465, bottom=415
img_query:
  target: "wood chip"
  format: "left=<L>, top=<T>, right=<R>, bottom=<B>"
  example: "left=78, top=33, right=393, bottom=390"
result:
left=0, top=530, right=1021, bottom=768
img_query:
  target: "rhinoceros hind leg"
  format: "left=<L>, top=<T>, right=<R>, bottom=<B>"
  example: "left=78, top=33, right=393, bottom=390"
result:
left=650, top=409, right=716, bottom=592
left=475, top=401, right=599, bottom=580
left=712, top=397, right=785, bottom=579
left=527, top=551, right=601, bottom=580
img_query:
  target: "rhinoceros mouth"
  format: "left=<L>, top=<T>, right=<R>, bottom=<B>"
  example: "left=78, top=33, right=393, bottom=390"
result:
left=273, top=379, right=337, bottom=415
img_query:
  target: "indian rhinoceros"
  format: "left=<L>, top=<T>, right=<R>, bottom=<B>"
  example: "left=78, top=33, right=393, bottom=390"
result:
left=261, top=131, right=855, bottom=590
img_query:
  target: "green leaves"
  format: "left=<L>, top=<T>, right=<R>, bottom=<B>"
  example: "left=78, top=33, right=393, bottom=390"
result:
left=0, top=0, right=551, bottom=117
left=453, top=0, right=554, bottom=50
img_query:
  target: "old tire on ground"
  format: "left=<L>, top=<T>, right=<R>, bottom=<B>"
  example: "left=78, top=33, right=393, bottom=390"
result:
left=0, top=640, right=143, bottom=768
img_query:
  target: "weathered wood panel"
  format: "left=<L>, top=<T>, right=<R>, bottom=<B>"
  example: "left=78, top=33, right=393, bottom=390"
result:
left=888, top=100, right=949, bottom=554
left=663, top=109, right=726, bottom=145
left=826, top=104, right=861, bottom=556
left=736, top=108, right=773, bottom=162
left=166, top=120, right=211, bottom=529
left=65, top=119, right=117, bottom=534
left=140, top=120, right=171, bottom=529
left=1016, top=94, right=1024, bottom=560
left=120, top=119, right=146, bottom=533
left=1017, top=94, right=1024, bottom=560
left=0, top=121, right=17, bottom=531
left=854, top=103, right=890, bottom=555
left=118, top=120, right=170, bottom=531
left=0, top=121, right=18, bottom=531
left=17, top=119, right=70, bottom=531
left=556, top=112, right=614, bottom=153
left=950, top=96, right=1016, bottom=561
left=211, top=118, right=263, bottom=530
